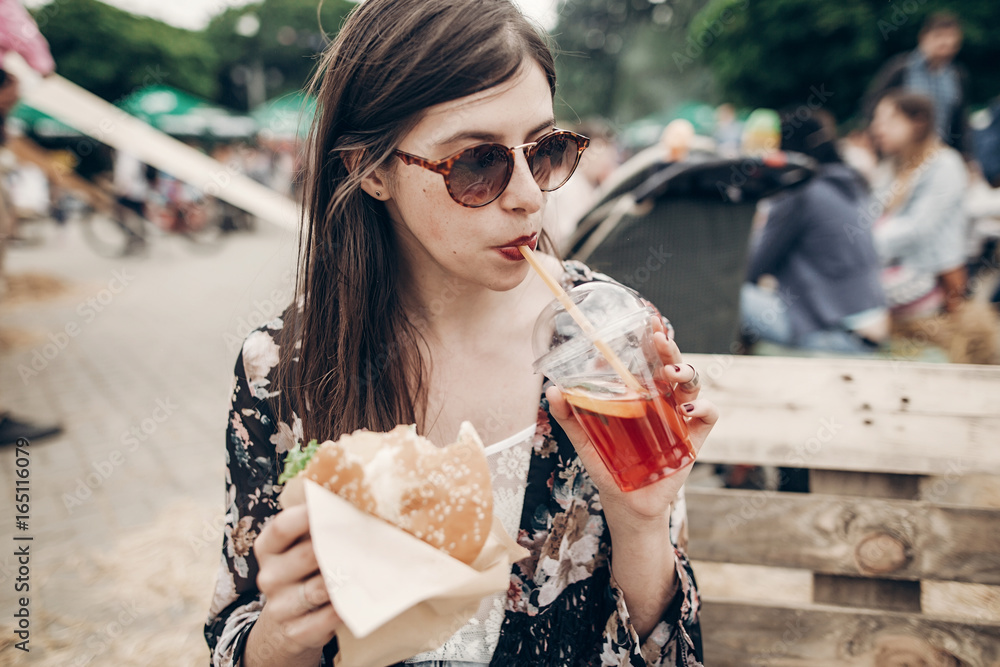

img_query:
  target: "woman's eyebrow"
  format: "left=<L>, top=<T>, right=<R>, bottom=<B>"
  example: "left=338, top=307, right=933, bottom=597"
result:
left=524, top=118, right=557, bottom=140
left=436, top=118, right=556, bottom=148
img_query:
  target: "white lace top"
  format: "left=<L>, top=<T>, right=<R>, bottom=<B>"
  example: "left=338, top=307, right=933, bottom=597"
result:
left=406, top=423, right=537, bottom=664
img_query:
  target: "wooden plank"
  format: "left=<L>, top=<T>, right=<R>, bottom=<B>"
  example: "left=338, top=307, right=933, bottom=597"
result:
left=920, top=474, right=1000, bottom=508
left=691, top=562, right=812, bottom=604
left=809, top=472, right=924, bottom=612
left=692, top=563, right=1000, bottom=623
left=683, top=353, right=1000, bottom=475
left=696, top=407, right=1000, bottom=475
left=700, top=598, right=1000, bottom=666
left=811, top=471, right=925, bottom=613
left=686, top=354, right=1000, bottom=414
left=813, top=574, right=921, bottom=613
left=924, top=582, right=1000, bottom=623
left=686, top=488, right=1000, bottom=585
left=810, top=470, right=921, bottom=500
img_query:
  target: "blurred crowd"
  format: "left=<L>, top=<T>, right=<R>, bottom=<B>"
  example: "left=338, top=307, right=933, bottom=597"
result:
left=105, top=139, right=301, bottom=252
left=546, top=11, right=1000, bottom=364
left=0, top=134, right=302, bottom=239
left=2, top=7, right=999, bottom=371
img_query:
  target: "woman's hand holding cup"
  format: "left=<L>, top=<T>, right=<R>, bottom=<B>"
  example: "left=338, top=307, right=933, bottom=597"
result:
left=544, top=313, right=718, bottom=524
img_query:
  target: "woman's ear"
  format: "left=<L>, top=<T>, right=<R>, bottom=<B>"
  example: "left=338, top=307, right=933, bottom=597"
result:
left=346, top=149, right=390, bottom=201
left=359, top=169, right=389, bottom=201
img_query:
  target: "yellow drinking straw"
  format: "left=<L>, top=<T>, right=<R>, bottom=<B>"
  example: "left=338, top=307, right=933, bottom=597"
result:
left=519, top=245, right=646, bottom=394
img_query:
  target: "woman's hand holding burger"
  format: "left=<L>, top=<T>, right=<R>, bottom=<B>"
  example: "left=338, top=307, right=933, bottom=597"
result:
left=243, top=505, right=341, bottom=666
left=241, top=422, right=489, bottom=665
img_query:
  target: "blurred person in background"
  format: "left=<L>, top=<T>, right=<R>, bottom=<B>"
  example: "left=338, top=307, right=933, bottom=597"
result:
left=870, top=91, right=968, bottom=318
left=211, top=142, right=255, bottom=232
left=740, top=108, right=781, bottom=157
left=7, top=155, right=50, bottom=220
left=841, top=129, right=879, bottom=184
left=713, top=103, right=742, bottom=158
left=864, top=11, right=969, bottom=155
left=966, top=98, right=1000, bottom=297
left=971, top=97, right=1000, bottom=187
left=0, top=0, right=61, bottom=445
left=111, top=149, right=150, bottom=252
left=741, top=108, right=888, bottom=354
left=964, top=163, right=1000, bottom=310
left=0, top=69, right=19, bottom=284
left=660, top=118, right=696, bottom=162
left=543, top=119, right=618, bottom=254
left=0, top=0, right=56, bottom=279
left=871, top=92, right=1000, bottom=364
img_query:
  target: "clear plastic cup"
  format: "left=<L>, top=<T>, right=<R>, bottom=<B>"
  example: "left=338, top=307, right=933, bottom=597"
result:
left=532, top=282, right=695, bottom=491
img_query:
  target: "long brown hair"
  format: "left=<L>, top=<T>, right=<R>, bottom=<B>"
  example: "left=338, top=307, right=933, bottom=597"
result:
left=882, top=90, right=935, bottom=147
left=879, top=90, right=939, bottom=212
left=277, top=0, right=556, bottom=444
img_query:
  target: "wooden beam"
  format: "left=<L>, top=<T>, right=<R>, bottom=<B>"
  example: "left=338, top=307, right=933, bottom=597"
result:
left=700, top=598, right=1000, bottom=666
left=686, top=487, right=1000, bottom=585
left=920, top=474, right=1000, bottom=508
left=810, top=470, right=921, bottom=500
left=690, top=563, right=1000, bottom=623
left=813, top=574, right=921, bottom=613
left=683, top=354, right=1000, bottom=475
left=809, top=471, right=925, bottom=612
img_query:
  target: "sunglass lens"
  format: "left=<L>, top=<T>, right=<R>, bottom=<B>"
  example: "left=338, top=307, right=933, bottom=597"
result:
left=449, top=144, right=511, bottom=206
left=531, top=133, right=581, bottom=191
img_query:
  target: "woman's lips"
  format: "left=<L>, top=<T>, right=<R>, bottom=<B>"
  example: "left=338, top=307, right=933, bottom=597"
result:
left=496, top=246, right=525, bottom=260
left=495, top=235, right=537, bottom=261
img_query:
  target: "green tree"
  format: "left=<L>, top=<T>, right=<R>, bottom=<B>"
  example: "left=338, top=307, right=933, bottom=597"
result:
left=205, top=0, right=355, bottom=111
left=552, top=0, right=716, bottom=126
left=690, top=0, right=1000, bottom=123
left=31, top=0, right=218, bottom=103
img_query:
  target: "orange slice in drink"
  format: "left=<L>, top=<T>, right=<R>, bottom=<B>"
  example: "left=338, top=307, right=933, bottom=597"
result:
left=564, top=389, right=647, bottom=419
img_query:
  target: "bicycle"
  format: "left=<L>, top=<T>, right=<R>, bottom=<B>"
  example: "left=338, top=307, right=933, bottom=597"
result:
left=80, top=189, right=224, bottom=258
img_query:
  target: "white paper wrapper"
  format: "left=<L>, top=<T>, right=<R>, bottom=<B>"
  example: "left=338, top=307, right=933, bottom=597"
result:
left=303, top=480, right=529, bottom=667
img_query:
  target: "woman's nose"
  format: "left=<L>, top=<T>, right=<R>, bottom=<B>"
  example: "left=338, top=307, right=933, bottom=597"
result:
left=498, top=149, right=544, bottom=214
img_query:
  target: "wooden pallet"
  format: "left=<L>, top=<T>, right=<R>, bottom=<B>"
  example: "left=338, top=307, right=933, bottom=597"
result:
left=684, top=354, right=1000, bottom=666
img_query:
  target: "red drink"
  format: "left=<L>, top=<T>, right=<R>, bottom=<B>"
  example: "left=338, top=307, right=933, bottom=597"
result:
left=563, top=380, right=695, bottom=492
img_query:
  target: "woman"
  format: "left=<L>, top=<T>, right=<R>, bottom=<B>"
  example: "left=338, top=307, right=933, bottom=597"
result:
left=741, top=109, right=888, bottom=354
left=205, top=1, right=716, bottom=665
left=869, top=91, right=969, bottom=318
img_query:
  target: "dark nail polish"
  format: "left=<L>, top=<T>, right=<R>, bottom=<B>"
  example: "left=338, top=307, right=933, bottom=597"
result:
left=683, top=403, right=695, bottom=413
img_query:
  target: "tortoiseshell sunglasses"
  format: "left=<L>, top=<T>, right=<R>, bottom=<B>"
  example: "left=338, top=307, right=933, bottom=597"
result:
left=394, top=130, right=590, bottom=208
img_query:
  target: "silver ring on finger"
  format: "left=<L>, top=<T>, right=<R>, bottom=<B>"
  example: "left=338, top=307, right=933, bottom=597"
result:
left=678, top=364, right=700, bottom=393
left=298, top=581, right=320, bottom=613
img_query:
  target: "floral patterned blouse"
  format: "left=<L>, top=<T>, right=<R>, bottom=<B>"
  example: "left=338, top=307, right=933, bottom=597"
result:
left=205, top=260, right=704, bottom=667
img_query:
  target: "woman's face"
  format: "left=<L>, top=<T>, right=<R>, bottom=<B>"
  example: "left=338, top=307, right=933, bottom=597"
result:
left=870, top=100, right=915, bottom=157
left=380, top=61, right=555, bottom=293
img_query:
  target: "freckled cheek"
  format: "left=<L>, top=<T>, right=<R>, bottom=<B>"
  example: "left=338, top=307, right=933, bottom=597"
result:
left=397, top=182, right=443, bottom=240
left=424, top=219, right=448, bottom=242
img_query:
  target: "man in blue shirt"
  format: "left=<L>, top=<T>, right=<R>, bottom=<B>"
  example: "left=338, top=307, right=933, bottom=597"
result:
left=864, top=12, right=968, bottom=154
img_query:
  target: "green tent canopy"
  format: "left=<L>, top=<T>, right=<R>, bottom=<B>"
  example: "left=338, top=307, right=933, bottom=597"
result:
left=251, top=92, right=316, bottom=140
left=8, top=102, right=82, bottom=138
left=118, top=85, right=258, bottom=139
left=668, top=102, right=718, bottom=136
left=621, top=101, right=721, bottom=152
